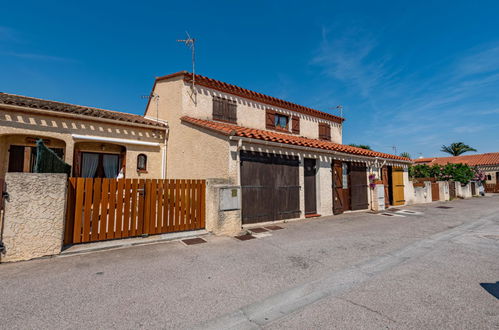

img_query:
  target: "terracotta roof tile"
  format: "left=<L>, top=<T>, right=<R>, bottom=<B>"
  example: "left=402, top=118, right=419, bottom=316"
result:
left=0, top=92, right=166, bottom=128
left=414, top=153, right=499, bottom=166
left=181, top=116, right=410, bottom=162
left=157, top=71, right=344, bottom=124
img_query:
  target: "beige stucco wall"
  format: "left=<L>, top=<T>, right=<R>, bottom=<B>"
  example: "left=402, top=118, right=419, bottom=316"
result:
left=1, top=173, right=67, bottom=262
left=0, top=107, right=165, bottom=178
left=456, top=182, right=472, bottom=199
left=205, top=178, right=242, bottom=236
left=438, top=181, right=450, bottom=201
left=484, top=170, right=499, bottom=184
left=152, top=79, right=343, bottom=143
left=145, top=78, right=231, bottom=180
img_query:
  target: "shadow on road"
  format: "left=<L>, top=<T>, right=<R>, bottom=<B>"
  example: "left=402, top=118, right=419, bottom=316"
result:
left=480, top=282, right=499, bottom=299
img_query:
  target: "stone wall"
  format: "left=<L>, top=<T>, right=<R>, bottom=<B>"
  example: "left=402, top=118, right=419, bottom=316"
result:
left=1, top=173, right=67, bottom=262
left=437, top=181, right=450, bottom=201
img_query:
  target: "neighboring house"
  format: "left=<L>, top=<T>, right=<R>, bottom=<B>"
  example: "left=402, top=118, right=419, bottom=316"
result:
left=144, top=71, right=411, bottom=224
left=415, top=153, right=499, bottom=184
left=0, top=93, right=167, bottom=179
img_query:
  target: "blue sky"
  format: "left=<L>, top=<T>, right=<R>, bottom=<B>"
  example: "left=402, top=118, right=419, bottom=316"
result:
left=1, top=1, right=499, bottom=158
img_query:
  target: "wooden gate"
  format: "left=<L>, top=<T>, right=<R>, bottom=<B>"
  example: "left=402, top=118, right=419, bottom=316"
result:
left=349, top=163, right=369, bottom=210
left=485, top=184, right=499, bottom=193
left=449, top=181, right=456, bottom=199
left=431, top=182, right=440, bottom=201
left=64, top=178, right=205, bottom=245
left=392, top=167, right=405, bottom=206
left=332, top=161, right=344, bottom=215
left=240, top=151, right=300, bottom=224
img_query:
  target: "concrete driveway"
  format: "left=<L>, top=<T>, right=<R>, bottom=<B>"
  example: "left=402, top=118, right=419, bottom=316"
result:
left=1, top=196, right=498, bottom=329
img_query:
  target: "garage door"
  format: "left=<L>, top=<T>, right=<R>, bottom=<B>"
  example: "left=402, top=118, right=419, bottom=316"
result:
left=240, top=151, right=300, bottom=224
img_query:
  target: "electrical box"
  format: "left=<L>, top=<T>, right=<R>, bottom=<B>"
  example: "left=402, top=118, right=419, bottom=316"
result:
left=219, top=187, right=241, bottom=211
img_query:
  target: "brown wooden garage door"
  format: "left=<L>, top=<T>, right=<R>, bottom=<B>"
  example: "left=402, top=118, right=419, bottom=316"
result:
left=240, top=151, right=300, bottom=224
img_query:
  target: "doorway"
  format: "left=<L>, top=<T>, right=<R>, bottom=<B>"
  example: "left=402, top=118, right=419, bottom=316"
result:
left=304, top=158, right=317, bottom=215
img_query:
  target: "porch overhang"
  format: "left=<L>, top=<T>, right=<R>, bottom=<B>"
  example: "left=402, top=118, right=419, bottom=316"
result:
left=71, top=134, right=160, bottom=147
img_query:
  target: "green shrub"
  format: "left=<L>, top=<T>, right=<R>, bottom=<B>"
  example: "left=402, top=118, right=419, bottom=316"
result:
left=409, top=163, right=474, bottom=184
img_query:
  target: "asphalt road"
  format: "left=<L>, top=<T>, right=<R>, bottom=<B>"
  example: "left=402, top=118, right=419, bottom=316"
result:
left=0, top=196, right=498, bottom=329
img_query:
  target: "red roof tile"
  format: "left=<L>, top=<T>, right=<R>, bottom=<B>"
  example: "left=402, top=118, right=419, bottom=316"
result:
left=157, top=71, right=344, bottom=124
left=414, top=153, right=499, bottom=166
left=0, top=92, right=166, bottom=128
left=181, top=116, right=410, bottom=162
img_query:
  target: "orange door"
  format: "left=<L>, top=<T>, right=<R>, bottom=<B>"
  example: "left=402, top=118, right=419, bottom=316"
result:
left=392, top=167, right=405, bottom=206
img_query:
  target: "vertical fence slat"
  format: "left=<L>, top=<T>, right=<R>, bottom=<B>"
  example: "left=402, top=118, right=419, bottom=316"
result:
left=181, top=179, right=187, bottom=231
left=149, top=179, right=157, bottom=234
left=64, top=178, right=77, bottom=245
left=130, top=179, right=138, bottom=236
left=82, top=178, right=93, bottom=242
left=193, top=180, right=200, bottom=229
left=139, top=179, right=147, bottom=235
left=122, top=179, right=131, bottom=238
left=99, top=179, right=110, bottom=240
left=168, top=180, right=175, bottom=233
left=162, top=180, right=168, bottom=233
left=72, top=178, right=85, bottom=243
left=157, top=180, right=164, bottom=233
left=115, top=179, right=124, bottom=239
left=200, top=180, right=206, bottom=229
left=91, top=179, right=102, bottom=241
left=107, top=179, right=117, bottom=239
left=174, top=180, right=180, bottom=232
left=187, top=180, right=194, bottom=230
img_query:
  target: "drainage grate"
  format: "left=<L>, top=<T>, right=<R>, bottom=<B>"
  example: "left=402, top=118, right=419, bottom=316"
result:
left=265, top=225, right=284, bottom=231
left=235, top=234, right=256, bottom=241
left=436, top=206, right=453, bottom=209
left=182, top=237, right=207, bottom=245
left=381, top=213, right=394, bottom=216
left=389, top=208, right=401, bottom=211
left=249, top=227, right=268, bottom=233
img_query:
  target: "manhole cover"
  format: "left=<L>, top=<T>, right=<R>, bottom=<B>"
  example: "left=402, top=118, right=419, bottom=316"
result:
left=182, top=237, right=207, bottom=245
left=235, top=234, right=256, bottom=241
left=436, top=206, right=453, bottom=209
left=265, top=225, right=284, bottom=231
left=249, top=227, right=268, bottom=233
left=381, top=213, right=394, bottom=216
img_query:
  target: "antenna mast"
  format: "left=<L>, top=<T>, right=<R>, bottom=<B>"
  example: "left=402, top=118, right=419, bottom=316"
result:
left=177, top=32, right=196, bottom=103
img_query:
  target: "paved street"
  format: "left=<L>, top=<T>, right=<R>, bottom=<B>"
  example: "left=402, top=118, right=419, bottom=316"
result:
left=1, top=196, right=498, bottom=329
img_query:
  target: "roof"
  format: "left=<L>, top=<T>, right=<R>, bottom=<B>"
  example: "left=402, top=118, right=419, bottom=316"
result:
left=156, top=71, right=344, bottom=124
left=181, top=116, right=410, bottom=162
left=0, top=92, right=166, bottom=128
left=414, top=153, right=499, bottom=166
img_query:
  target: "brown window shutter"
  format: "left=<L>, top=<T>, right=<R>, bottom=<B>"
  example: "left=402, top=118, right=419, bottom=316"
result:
left=266, top=109, right=275, bottom=129
left=292, top=116, right=300, bottom=134
left=319, top=123, right=331, bottom=141
left=318, top=123, right=324, bottom=139
left=325, top=124, right=331, bottom=141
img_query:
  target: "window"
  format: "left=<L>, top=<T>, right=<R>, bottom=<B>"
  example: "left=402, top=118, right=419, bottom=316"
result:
left=318, top=123, right=331, bottom=141
left=8, top=145, right=64, bottom=173
left=274, top=113, right=289, bottom=129
left=487, top=174, right=492, bottom=181
left=212, top=96, right=237, bottom=123
left=80, top=152, right=120, bottom=178
left=137, top=154, right=147, bottom=172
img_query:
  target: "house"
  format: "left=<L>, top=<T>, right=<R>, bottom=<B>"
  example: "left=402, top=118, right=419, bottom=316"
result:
left=0, top=92, right=167, bottom=179
left=144, top=71, right=411, bottom=224
left=415, top=153, right=499, bottom=184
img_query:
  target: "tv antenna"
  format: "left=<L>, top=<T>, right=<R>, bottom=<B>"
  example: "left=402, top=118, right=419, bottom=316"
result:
left=177, top=31, right=197, bottom=102
left=335, top=105, right=344, bottom=118
left=141, top=92, right=160, bottom=122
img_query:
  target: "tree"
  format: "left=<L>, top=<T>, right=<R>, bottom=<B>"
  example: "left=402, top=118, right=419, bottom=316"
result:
left=400, top=152, right=411, bottom=159
left=349, top=144, right=371, bottom=150
left=440, top=142, right=477, bottom=156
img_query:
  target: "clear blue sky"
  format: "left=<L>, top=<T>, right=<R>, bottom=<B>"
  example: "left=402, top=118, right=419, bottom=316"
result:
left=2, top=1, right=499, bottom=158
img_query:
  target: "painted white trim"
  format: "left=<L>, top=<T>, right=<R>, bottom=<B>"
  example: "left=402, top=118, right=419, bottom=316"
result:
left=71, top=134, right=160, bottom=147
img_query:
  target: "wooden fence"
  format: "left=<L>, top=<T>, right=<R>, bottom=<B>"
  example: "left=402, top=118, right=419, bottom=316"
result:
left=64, top=178, right=205, bottom=245
left=485, top=183, right=499, bottom=193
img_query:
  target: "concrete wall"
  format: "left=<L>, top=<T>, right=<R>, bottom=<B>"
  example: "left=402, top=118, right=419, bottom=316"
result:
left=456, top=182, right=472, bottom=199
left=0, top=107, right=165, bottom=179
left=1, top=173, right=67, bottom=262
left=205, top=179, right=242, bottom=236
left=405, top=181, right=432, bottom=205
left=438, top=181, right=450, bottom=201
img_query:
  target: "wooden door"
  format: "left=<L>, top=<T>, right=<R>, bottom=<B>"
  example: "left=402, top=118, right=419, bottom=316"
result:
left=240, top=151, right=274, bottom=224
left=304, top=158, right=317, bottom=215
left=8, top=145, right=25, bottom=172
left=342, top=163, right=351, bottom=211
left=332, top=161, right=344, bottom=215
left=240, top=151, right=300, bottom=224
left=350, top=163, right=369, bottom=210
left=432, top=182, right=440, bottom=201
left=392, top=167, right=405, bottom=206
left=381, top=166, right=390, bottom=207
